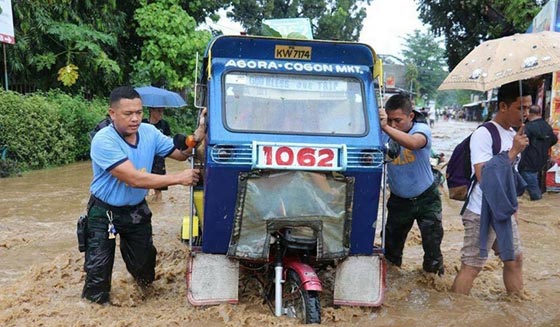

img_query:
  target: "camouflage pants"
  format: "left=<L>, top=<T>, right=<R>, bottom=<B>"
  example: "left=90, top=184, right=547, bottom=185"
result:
left=384, top=183, right=444, bottom=274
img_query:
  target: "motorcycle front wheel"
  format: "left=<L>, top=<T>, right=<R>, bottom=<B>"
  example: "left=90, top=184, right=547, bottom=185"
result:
left=283, top=269, right=321, bottom=324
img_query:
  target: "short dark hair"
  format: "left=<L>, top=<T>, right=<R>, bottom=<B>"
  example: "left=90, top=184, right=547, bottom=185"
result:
left=109, top=86, right=140, bottom=106
left=385, top=93, right=413, bottom=114
left=497, top=81, right=532, bottom=106
left=529, top=104, right=541, bottom=115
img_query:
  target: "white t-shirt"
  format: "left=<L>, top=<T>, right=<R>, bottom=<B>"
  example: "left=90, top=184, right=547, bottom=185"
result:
left=466, top=121, right=516, bottom=215
left=429, top=110, right=436, bottom=120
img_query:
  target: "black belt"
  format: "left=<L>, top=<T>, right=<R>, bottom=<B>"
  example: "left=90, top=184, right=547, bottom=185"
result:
left=392, top=182, right=438, bottom=201
left=88, top=194, right=145, bottom=215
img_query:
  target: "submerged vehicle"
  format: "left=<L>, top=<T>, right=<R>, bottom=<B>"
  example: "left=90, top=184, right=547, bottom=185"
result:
left=185, top=35, right=389, bottom=324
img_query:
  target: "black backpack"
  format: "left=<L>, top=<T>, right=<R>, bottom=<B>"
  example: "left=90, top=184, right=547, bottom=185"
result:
left=88, top=117, right=112, bottom=141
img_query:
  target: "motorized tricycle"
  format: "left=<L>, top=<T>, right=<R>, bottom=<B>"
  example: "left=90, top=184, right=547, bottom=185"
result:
left=184, top=35, right=388, bottom=324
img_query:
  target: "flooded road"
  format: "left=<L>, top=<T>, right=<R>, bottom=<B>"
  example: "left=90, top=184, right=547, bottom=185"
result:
left=1, top=120, right=559, bottom=326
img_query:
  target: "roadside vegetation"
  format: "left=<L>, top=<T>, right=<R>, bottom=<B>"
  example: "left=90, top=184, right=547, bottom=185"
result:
left=0, top=90, right=197, bottom=177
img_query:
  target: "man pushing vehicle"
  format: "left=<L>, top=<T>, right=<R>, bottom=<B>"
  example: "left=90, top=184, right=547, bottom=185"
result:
left=81, top=86, right=205, bottom=304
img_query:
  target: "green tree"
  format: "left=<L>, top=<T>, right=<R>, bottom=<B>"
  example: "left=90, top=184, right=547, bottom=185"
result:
left=179, top=0, right=230, bottom=24
left=132, top=0, right=212, bottom=91
left=8, top=0, right=126, bottom=94
left=417, top=0, right=544, bottom=70
left=6, top=0, right=229, bottom=96
left=227, top=0, right=371, bottom=41
left=405, top=63, right=419, bottom=96
left=436, top=89, right=480, bottom=108
left=401, top=30, right=447, bottom=103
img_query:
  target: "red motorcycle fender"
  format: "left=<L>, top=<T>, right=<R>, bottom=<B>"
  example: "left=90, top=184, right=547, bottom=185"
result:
left=283, top=258, right=323, bottom=292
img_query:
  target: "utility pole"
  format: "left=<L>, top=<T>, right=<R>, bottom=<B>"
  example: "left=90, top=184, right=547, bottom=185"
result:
left=3, top=43, right=8, bottom=90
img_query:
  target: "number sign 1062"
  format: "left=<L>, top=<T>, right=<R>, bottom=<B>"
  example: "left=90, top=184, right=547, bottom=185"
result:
left=259, top=145, right=337, bottom=169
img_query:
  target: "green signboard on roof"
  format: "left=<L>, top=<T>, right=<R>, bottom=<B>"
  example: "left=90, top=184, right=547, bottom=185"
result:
left=262, top=18, right=313, bottom=40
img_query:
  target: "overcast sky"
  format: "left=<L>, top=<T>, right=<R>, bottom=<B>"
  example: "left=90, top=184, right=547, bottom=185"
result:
left=210, top=0, right=427, bottom=58
left=359, top=0, right=427, bottom=58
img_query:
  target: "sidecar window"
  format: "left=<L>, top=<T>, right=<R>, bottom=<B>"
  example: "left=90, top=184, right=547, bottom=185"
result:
left=223, top=72, right=367, bottom=135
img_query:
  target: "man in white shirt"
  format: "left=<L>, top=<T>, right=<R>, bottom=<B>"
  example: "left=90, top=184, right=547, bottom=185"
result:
left=428, top=108, right=436, bottom=128
left=452, top=81, right=530, bottom=295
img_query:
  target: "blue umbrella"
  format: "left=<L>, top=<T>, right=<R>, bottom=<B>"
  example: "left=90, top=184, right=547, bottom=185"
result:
left=134, top=86, right=187, bottom=108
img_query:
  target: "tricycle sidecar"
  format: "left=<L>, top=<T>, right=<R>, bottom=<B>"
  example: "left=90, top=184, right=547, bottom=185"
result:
left=186, top=35, right=387, bottom=324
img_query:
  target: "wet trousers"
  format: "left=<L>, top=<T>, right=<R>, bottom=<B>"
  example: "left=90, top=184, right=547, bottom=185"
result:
left=82, top=197, right=157, bottom=304
left=384, top=183, right=444, bottom=274
left=519, top=170, right=542, bottom=200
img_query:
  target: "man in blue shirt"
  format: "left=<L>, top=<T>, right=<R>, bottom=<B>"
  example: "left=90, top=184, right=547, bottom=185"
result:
left=379, top=94, right=444, bottom=275
left=83, top=86, right=203, bottom=304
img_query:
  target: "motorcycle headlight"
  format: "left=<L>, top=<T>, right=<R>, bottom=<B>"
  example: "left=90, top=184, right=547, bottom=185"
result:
left=216, top=146, right=233, bottom=160
left=360, top=150, right=375, bottom=166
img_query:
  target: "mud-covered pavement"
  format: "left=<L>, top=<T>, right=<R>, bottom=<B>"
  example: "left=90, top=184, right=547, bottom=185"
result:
left=1, top=120, right=559, bottom=326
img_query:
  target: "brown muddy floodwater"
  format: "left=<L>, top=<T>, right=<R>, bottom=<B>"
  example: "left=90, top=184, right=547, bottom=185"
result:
left=1, top=120, right=559, bottom=326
